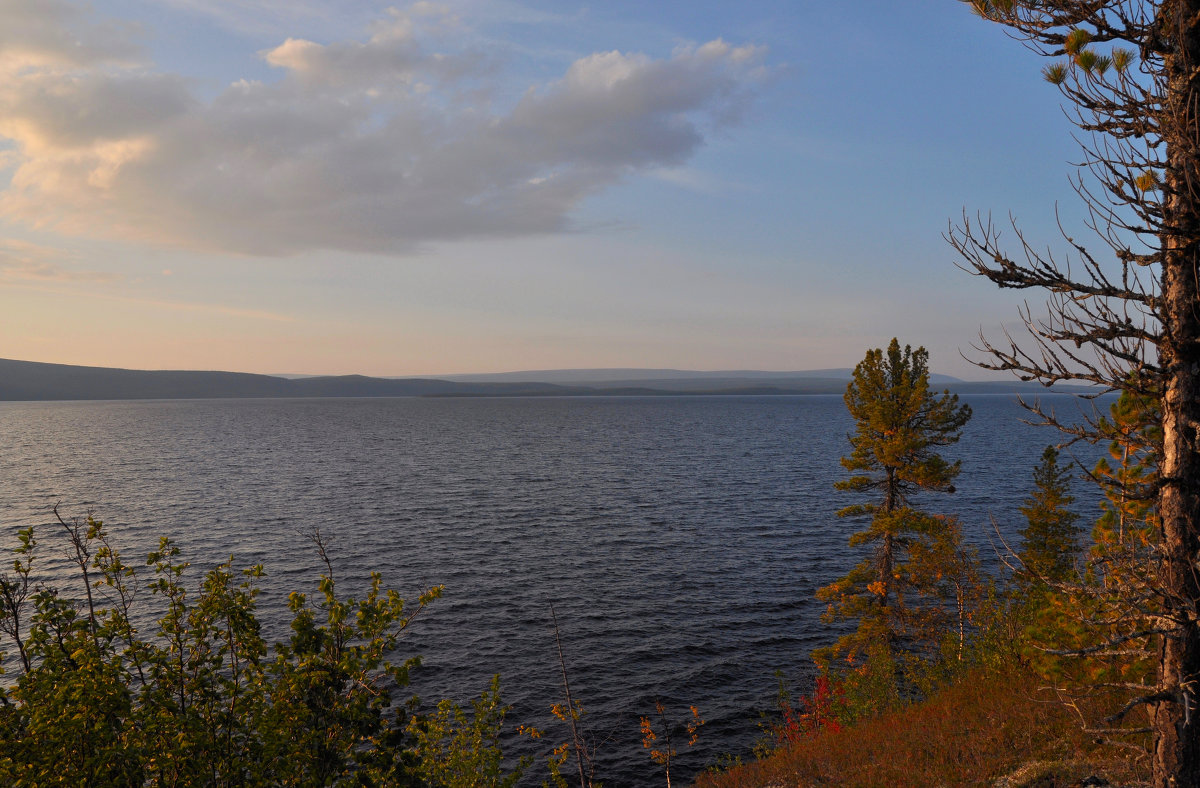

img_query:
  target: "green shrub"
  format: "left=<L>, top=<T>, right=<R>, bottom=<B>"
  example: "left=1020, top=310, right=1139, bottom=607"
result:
left=0, top=513, right=446, bottom=786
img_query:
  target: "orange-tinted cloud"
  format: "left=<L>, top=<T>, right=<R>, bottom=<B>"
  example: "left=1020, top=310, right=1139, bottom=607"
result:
left=0, top=1, right=767, bottom=256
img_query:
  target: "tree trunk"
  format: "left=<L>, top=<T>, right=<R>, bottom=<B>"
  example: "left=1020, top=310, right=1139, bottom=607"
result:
left=879, top=533, right=894, bottom=606
left=1153, top=4, right=1200, bottom=783
left=1152, top=253, right=1200, bottom=785
left=880, top=469, right=897, bottom=605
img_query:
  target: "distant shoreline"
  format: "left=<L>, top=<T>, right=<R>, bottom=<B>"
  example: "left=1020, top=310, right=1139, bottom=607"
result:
left=0, top=357, right=1097, bottom=402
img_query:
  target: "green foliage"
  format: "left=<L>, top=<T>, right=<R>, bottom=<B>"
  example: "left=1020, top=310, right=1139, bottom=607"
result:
left=1017, top=445, right=1082, bottom=587
left=1092, top=389, right=1159, bottom=561
left=407, top=674, right=528, bottom=788
left=830, top=644, right=903, bottom=727
left=967, top=0, right=1018, bottom=21
left=1043, top=62, right=1069, bottom=85
left=1064, top=28, right=1092, bottom=56
left=1004, top=394, right=1159, bottom=704
left=1006, top=11, right=1138, bottom=84
left=901, top=516, right=986, bottom=672
left=1112, top=47, right=1135, bottom=73
left=1026, top=389, right=1160, bottom=697
left=1004, top=446, right=1088, bottom=682
left=0, top=515, right=445, bottom=787
left=836, top=339, right=971, bottom=513
left=816, top=339, right=973, bottom=678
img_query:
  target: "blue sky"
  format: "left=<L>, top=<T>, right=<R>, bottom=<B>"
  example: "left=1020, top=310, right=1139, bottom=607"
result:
left=0, top=0, right=1087, bottom=378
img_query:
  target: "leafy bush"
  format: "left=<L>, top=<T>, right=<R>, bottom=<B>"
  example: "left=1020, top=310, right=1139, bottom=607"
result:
left=0, top=513, right=456, bottom=786
left=407, top=674, right=528, bottom=788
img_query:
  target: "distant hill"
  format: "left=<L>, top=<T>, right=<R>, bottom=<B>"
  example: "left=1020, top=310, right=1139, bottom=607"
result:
left=0, top=359, right=570, bottom=400
left=0, top=358, right=1090, bottom=402
left=441, top=367, right=962, bottom=385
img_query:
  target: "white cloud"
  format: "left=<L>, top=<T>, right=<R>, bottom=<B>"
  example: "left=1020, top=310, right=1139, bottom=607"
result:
left=0, top=1, right=767, bottom=255
left=260, top=6, right=481, bottom=89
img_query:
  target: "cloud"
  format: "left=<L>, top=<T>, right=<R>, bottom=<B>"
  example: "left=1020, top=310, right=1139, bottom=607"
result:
left=0, top=2, right=767, bottom=255
left=100, top=292, right=296, bottom=322
left=0, top=0, right=141, bottom=72
left=0, top=238, right=117, bottom=282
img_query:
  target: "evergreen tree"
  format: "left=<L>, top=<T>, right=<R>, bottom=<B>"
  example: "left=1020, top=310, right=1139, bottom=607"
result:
left=1078, top=390, right=1160, bottom=692
left=952, top=3, right=1200, bottom=779
left=1092, top=389, right=1161, bottom=564
left=1014, top=411, right=1160, bottom=694
left=816, top=339, right=972, bottom=666
left=1017, top=446, right=1082, bottom=587
left=1012, top=446, right=1086, bottom=682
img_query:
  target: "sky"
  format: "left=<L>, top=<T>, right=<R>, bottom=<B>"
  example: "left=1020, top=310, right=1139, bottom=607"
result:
left=0, top=0, right=1092, bottom=379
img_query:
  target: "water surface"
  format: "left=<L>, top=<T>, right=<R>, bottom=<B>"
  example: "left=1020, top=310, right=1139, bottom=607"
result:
left=0, top=394, right=1105, bottom=783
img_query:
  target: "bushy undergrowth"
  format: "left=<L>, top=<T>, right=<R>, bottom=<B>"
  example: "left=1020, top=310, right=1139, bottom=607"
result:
left=0, top=514, right=528, bottom=787
left=698, top=666, right=1150, bottom=788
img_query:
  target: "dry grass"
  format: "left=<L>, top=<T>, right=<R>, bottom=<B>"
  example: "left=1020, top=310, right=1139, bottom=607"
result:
left=694, top=668, right=1150, bottom=788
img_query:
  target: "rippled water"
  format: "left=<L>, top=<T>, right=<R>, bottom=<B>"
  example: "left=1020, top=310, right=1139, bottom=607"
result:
left=0, top=394, right=1105, bottom=784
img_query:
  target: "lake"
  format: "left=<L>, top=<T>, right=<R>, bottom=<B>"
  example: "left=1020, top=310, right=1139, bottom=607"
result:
left=0, top=394, right=1107, bottom=783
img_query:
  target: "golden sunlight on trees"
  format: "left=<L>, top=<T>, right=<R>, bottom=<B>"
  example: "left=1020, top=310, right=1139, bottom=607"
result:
left=1017, top=446, right=1083, bottom=587
left=0, top=513, right=561, bottom=787
left=814, top=339, right=973, bottom=702
left=953, top=2, right=1200, bottom=783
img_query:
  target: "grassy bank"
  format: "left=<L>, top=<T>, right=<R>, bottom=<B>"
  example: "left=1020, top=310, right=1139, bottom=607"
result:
left=696, top=667, right=1149, bottom=788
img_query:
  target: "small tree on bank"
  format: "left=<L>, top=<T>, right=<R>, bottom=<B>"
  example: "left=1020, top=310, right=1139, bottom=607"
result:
left=816, top=339, right=972, bottom=673
left=1011, top=446, right=1089, bottom=682
left=1018, top=446, right=1083, bottom=588
left=1093, top=390, right=1161, bottom=566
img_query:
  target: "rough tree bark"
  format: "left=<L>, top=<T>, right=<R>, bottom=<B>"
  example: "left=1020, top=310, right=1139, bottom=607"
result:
left=956, top=2, right=1200, bottom=784
left=1154, top=8, right=1200, bottom=777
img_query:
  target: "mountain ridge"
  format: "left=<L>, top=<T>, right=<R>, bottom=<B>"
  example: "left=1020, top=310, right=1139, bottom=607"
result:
left=0, top=357, right=1087, bottom=401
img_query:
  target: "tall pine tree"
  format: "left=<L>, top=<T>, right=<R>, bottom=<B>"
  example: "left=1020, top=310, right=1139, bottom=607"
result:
left=952, top=4, right=1200, bottom=780
left=816, top=339, right=972, bottom=666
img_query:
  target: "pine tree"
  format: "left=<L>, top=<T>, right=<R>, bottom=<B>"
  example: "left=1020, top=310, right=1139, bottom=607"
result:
left=1093, top=390, right=1160, bottom=565
left=1078, top=390, right=1160, bottom=692
left=1013, top=446, right=1086, bottom=682
left=952, top=3, right=1200, bottom=780
left=1014, top=413, right=1160, bottom=697
left=1017, top=446, right=1082, bottom=587
left=816, top=339, right=972, bottom=667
